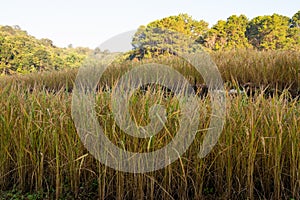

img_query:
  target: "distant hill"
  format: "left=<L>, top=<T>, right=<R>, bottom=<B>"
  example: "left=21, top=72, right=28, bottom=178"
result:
left=0, top=25, right=93, bottom=75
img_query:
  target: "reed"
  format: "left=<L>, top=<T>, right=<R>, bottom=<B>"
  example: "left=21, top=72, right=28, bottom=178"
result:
left=0, top=49, right=299, bottom=199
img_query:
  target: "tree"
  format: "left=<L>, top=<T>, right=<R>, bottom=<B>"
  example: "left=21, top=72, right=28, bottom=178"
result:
left=33, top=49, right=51, bottom=71
left=286, top=10, right=300, bottom=50
left=0, top=25, right=91, bottom=74
left=291, top=10, right=300, bottom=28
left=246, top=14, right=291, bottom=50
left=203, top=15, right=249, bottom=50
left=131, top=14, right=208, bottom=59
left=225, top=15, right=250, bottom=49
left=40, top=38, right=54, bottom=47
left=203, top=20, right=226, bottom=50
left=147, top=14, right=208, bottom=40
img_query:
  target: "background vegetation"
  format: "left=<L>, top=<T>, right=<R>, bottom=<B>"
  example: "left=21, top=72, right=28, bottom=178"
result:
left=1, top=10, right=300, bottom=74
left=0, top=25, right=92, bottom=75
left=129, top=11, right=300, bottom=59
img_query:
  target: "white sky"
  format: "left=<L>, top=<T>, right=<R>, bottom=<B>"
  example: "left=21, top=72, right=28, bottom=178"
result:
left=0, top=0, right=299, bottom=49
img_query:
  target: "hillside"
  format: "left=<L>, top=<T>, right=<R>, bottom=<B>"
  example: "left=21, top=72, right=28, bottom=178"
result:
left=0, top=25, right=92, bottom=75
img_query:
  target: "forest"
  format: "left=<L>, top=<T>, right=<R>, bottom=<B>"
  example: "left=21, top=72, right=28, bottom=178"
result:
left=1, top=11, right=300, bottom=74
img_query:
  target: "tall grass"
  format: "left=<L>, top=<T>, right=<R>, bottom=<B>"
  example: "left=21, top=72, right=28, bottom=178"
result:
left=0, top=49, right=299, bottom=199
left=1, top=49, right=299, bottom=95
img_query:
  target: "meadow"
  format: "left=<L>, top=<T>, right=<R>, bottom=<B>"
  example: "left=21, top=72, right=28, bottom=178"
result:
left=0, top=50, right=299, bottom=199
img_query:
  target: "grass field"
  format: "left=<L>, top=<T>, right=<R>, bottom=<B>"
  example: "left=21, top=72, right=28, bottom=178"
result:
left=0, top=50, right=299, bottom=199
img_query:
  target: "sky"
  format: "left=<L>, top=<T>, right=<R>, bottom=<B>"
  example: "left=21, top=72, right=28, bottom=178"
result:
left=0, top=0, right=299, bottom=49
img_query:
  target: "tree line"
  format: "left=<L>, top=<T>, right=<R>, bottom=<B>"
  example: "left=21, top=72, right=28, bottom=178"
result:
left=129, top=11, right=300, bottom=59
left=0, top=25, right=93, bottom=75
left=1, top=11, right=299, bottom=74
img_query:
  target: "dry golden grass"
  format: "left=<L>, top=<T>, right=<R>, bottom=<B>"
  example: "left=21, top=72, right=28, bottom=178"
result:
left=0, top=49, right=299, bottom=199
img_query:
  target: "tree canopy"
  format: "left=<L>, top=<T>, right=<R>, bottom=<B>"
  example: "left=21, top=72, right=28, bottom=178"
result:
left=203, top=15, right=250, bottom=50
left=0, top=25, right=92, bottom=75
left=130, top=14, right=207, bottom=59
left=291, top=10, right=300, bottom=28
left=130, top=11, right=300, bottom=59
left=246, top=14, right=292, bottom=50
left=1, top=10, right=300, bottom=74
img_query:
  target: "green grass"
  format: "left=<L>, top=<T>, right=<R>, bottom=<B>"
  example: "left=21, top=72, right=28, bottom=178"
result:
left=0, top=49, right=299, bottom=199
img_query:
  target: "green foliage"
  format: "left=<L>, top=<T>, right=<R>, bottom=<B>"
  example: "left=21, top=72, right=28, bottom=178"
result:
left=0, top=25, right=92, bottom=75
left=291, top=10, right=300, bottom=28
left=131, top=14, right=207, bottom=59
left=131, top=11, right=300, bottom=58
left=246, top=14, right=292, bottom=50
left=204, top=15, right=250, bottom=50
left=147, top=13, right=208, bottom=40
left=1, top=10, right=300, bottom=74
left=287, top=11, right=300, bottom=50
